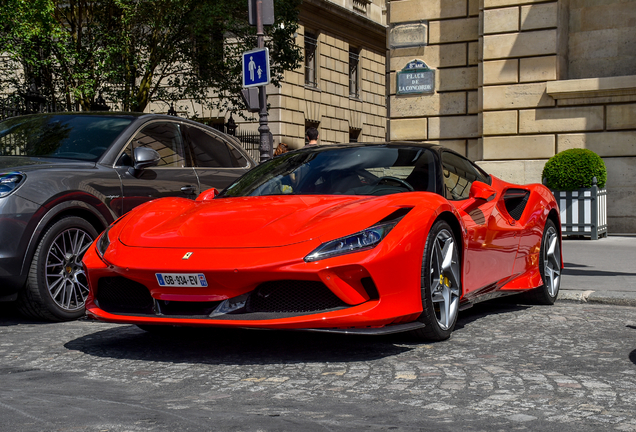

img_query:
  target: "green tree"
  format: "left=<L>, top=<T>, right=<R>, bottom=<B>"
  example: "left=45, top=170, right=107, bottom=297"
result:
left=0, top=0, right=302, bottom=113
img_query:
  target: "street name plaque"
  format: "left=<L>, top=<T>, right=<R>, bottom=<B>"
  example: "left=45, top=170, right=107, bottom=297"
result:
left=396, top=59, right=435, bottom=96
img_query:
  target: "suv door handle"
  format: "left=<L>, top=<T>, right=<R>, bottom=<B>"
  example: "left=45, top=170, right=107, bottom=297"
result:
left=181, top=185, right=197, bottom=195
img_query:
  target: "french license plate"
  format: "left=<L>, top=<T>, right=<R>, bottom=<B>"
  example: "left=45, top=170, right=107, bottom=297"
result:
left=155, top=273, right=208, bottom=287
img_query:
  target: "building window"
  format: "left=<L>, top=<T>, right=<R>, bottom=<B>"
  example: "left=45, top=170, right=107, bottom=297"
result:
left=305, top=32, right=318, bottom=87
left=349, top=48, right=360, bottom=98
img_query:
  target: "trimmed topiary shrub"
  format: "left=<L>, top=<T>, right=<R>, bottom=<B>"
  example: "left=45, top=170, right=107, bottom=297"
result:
left=542, top=148, right=607, bottom=191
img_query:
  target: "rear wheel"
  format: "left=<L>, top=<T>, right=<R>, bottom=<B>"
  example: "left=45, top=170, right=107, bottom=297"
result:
left=17, top=216, right=98, bottom=321
left=526, top=219, right=561, bottom=305
left=411, top=220, right=461, bottom=341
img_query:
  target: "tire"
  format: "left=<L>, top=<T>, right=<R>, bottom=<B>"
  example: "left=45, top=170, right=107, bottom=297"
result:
left=526, top=219, right=561, bottom=305
left=17, top=216, right=98, bottom=321
left=410, top=220, right=461, bottom=341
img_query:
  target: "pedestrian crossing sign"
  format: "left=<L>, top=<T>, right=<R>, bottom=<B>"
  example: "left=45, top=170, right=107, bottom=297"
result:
left=242, top=47, right=271, bottom=88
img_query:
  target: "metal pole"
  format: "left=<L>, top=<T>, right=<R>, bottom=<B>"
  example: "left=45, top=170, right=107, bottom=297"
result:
left=256, top=0, right=271, bottom=162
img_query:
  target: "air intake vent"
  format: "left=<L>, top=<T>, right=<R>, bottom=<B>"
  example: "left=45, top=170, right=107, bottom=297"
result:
left=503, top=189, right=530, bottom=221
left=247, top=280, right=347, bottom=313
left=96, top=277, right=154, bottom=314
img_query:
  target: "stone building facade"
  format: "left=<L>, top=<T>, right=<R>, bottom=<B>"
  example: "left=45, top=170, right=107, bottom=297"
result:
left=388, top=0, right=636, bottom=233
left=271, top=0, right=388, bottom=148
left=163, top=0, right=388, bottom=150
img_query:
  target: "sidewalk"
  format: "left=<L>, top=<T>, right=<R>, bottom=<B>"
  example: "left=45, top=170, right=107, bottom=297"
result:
left=559, top=234, right=636, bottom=307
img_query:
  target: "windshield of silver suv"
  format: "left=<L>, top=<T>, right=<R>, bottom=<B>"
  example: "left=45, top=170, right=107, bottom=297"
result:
left=0, top=114, right=133, bottom=161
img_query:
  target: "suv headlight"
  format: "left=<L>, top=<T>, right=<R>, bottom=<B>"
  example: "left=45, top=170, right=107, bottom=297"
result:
left=0, top=172, right=26, bottom=198
left=304, top=219, right=401, bottom=262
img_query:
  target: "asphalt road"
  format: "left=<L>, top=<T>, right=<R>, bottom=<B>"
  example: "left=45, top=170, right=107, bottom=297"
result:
left=1, top=300, right=635, bottom=432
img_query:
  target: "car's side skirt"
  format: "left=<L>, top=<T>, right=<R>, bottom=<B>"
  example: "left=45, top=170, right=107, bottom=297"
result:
left=303, top=321, right=425, bottom=335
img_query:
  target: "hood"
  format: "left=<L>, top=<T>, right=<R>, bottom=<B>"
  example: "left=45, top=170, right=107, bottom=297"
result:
left=118, top=195, right=413, bottom=249
left=0, top=156, right=95, bottom=171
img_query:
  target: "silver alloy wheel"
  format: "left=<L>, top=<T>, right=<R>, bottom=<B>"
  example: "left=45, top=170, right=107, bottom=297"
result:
left=45, top=227, right=94, bottom=312
left=429, top=228, right=461, bottom=330
left=543, top=225, right=561, bottom=297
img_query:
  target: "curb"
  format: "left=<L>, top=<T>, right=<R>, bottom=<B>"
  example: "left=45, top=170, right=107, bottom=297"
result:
left=557, top=290, right=636, bottom=307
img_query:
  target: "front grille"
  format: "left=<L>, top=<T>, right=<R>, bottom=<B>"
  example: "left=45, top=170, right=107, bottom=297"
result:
left=247, top=280, right=347, bottom=313
left=96, top=277, right=154, bottom=314
left=95, top=277, right=350, bottom=319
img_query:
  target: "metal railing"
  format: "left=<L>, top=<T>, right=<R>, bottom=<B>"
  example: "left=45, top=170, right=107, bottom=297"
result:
left=234, top=129, right=261, bottom=161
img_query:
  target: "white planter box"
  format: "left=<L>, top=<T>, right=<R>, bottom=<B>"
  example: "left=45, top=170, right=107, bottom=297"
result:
left=552, top=185, right=607, bottom=240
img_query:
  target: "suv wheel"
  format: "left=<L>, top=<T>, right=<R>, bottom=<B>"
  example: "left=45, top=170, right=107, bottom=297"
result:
left=17, top=216, right=98, bottom=321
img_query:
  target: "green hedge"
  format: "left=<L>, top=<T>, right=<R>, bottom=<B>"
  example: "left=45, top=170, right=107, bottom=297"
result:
left=542, top=148, right=607, bottom=191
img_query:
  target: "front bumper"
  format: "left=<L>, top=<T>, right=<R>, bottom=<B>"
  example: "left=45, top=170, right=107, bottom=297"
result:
left=0, top=194, right=41, bottom=297
left=84, top=233, right=425, bottom=330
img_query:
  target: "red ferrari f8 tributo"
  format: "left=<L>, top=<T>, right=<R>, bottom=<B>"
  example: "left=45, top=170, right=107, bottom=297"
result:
left=83, top=143, right=563, bottom=340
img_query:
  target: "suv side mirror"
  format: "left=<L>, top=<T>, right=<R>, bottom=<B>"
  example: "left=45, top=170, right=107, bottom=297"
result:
left=133, top=147, right=161, bottom=170
left=128, top=147, right=161, bottom=177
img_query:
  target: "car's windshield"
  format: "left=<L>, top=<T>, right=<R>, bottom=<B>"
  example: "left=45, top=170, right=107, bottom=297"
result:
left=0, top=115, right=133, bottom=161
left=220, top=145, right=438, bottom=197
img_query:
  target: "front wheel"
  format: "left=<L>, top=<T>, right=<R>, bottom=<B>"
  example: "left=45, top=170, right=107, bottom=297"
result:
left=17, top=216, right=98, bottom=321
left=411, top=220, right=461, bottom=341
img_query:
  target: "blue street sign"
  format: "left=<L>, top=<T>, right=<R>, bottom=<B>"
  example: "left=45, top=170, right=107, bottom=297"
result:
left=242, top=47, right=270, bottom=88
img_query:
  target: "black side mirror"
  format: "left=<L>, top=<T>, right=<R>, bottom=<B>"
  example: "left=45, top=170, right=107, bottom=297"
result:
left=133, top=147, right=160, bottom=170
left=128, top=147, right=160, bottom=176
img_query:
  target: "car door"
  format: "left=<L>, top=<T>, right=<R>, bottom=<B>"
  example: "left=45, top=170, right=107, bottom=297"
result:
left=115, top=120, right=199, bottom=213
left=442, top=151, right=522, bottom=297
left=182, top=124, right=252, bottom=193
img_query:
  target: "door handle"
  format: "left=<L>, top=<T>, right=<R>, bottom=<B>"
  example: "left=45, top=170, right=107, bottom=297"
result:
left=181, top=185, right=197, bottom=195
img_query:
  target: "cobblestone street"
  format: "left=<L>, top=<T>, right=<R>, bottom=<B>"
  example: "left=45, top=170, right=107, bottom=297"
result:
left=1, top=301, right=635, bottom=431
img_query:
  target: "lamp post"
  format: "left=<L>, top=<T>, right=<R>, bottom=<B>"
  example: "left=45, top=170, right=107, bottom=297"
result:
left=225, top=114, right=238, bottom=135
left=255, top=0, right=271, bottom=163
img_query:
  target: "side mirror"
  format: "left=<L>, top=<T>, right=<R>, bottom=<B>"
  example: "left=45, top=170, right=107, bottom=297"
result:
left=469, top=181, right=496, bottom=201
left=196, top=188, right=219, bottom=201
left=133, top=147, right=160, bottom=170
left=460, top=181, right=496, bottom=212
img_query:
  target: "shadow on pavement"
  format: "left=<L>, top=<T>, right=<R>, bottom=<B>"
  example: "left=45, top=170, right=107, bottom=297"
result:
left=454, top=299, right=530, bottom=331
left=563, top=265, right=636, bottom=277
left=64, top=324, right=418, bottom=365
left=60, top=299, right=532, bottom=365
left=563, top=262, right=589, bottom=268
left=0, top=301, right=81, bottom=327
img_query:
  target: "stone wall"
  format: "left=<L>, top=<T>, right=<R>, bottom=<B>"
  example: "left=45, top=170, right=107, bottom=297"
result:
left=568, top=0, right=636, bottom=79
left=388, top=0, right=636, bottom=232
left=388, top=0, right=480, bottom=157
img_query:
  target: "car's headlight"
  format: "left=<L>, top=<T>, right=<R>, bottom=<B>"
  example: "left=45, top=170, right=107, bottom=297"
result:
left=0, top=172, right=26, bottom=198
left=96, top=225, right=113, bottom=258
left=304, top=220, right=401, bottom=262
left=96, top=215, right=128, bottom=259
